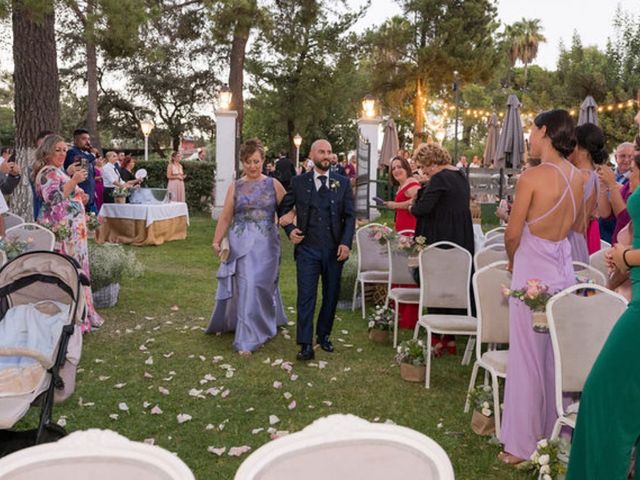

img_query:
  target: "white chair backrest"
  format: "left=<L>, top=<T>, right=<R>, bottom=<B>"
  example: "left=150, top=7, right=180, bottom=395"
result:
left=589, top=249, right=609, bottom=281
left=573, top=261, right=606, bottom=287
left=355, top=223, right=389, bottom=273
left=397, top=229, right=415, bottom=236
left=6, top=223, right=55, bottom=252
left=600, top=239, right=611, bottom=250
left=472, top=261, right=511, bottom=355
left=3, top=212, right=25, bottom=230
left=235, top=414, right=455, bottom=480
left=419, top=241, right=472, bottom=312
left=483, top=234, right=504, bottom=247
left=484, top=226, right=505, bottom=239
left=387, top=240, right=417, bottom=285
left=473, top=245, right=508, bottom=271
left=547, top=284, right=627, bottom=397
left=0, top=429, right=195, bottom=480
left=0, top=250, right=6, bottom=267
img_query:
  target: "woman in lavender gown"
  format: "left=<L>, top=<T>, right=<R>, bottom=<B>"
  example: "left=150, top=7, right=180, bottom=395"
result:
left=499, top=110, right=584, bottom=464
left=206, top=139, right=288, bottom=355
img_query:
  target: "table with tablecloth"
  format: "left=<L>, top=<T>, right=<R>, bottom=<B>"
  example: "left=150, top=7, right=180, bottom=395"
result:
left=96, top=202, right=189, bottom=246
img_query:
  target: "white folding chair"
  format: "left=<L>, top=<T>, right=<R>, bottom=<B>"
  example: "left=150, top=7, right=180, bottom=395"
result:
left=352, top=223, right=390, bottom=318
left=473, top=244, right=507, bottom=272
left=573, top=261, right=607, bottom=287
left=0, top=250, right=6, bottom=267
left=589, top=249, right=609, bottom=282
left=464, top=261, right=511, bottom=438
left=482, top=234, right=504, bottom=248
left=2, top=212, right=25, bottom=230
left=235, top=414, right=455, bottom=480
left=547, top=284, right=628, bottom=440
left=413, top=241, right=477, bottom=388
left=387, top=240, right=420, bottom=347
left=484, top=226, right=505, bottom=239
left=0, top=429, right=195, bottom=480
left=6, top=223, right=55, bottom=252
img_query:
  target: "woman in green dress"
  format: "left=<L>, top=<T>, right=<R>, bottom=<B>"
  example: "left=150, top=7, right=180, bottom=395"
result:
left=566, top=147, right=640, bottom=479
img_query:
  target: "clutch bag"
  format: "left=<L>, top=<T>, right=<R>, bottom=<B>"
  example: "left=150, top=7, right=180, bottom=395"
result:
left=219, top=236, right=230, bottom=262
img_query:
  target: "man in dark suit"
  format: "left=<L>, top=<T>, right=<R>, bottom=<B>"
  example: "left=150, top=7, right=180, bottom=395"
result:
left=329, top=153, right=346, bottom=176
left=279, top=139, right=356, bottom=361
left=274, top=151, right=297, bottom=191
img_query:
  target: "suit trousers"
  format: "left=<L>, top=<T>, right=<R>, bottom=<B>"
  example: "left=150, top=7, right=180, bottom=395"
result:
left=295, top=243, right=344, bottom=345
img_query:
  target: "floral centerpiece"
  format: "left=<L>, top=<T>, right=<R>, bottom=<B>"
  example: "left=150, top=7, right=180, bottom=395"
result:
left=42, top=221, right=71, bottom=242
left=113, top=186, right=130, bottom=203
left=502, top=279, right=554, bottom=332
left=367, top=224, right=427, bottom=259
left=525, top=438, right=568, bottom=480
left=395, top=338, right=426, bottom=382
left=89, top=243, right=144, bottom=308
left=467, top=385, right=496, bottom=436
left=85, top=212, right=102, bottom=232
left=0, top=236, right=33, bottom=260
left=367, top=304, right=394, bottom=343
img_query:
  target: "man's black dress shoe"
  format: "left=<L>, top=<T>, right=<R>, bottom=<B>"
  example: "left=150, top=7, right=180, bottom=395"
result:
left=317, top=336, right=334, bottom=353
left=297, top=344, right=315, bottom=361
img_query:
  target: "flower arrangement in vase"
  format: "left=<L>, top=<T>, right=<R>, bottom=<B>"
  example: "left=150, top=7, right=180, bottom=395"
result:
left=113, top=186, right=130, bottom=203
left=42, top=221, right=71, bottom=242
left=395, top=338, right=426, bottom=382
left=367, top=304, right=394, bottom=343
left=502, top=279, right=554, bottom=332
left=0, top=236, right=33, bottom=259
left=525, top=438, right=569, bottom=480
left=85, top=212, right=102, bottom=232
left=467, top=385, right=496, bottom=435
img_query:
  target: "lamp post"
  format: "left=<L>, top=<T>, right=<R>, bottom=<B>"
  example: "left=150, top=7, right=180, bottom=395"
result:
left=357, top=94, right=381, bottom=219
left=140, top=118, right=154, bottom=162
left=453, top=70, right=461, bottom=164
left=213, top=84, right=237, bottom=219
left=362, top=94, right=376, bottom=119
left=218, top=84, right=232, bottom=111
left=293, top=133, right=302, bottom=170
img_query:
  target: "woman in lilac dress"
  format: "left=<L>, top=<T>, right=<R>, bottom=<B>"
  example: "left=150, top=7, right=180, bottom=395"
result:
left=499, top=110, right=584, bottom=464
left=206, top=139, right=288, bottom=355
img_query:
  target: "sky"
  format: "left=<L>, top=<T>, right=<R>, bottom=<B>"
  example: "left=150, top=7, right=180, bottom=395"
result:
left=351, top=0, right=640, bottom=70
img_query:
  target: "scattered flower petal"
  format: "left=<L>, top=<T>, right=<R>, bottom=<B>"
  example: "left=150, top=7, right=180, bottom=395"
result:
left=206, top=424, right=215, bottom=430
left=159, top=387, right=170, bottom=395
left=144, top=372, right=153, bottom=379
left=57, top=417, right=67, bottom=427
left=228, top=446, right=251, bottom=457
left=283, top=392, right=292, bottom=400
left=290, top=374, right=299, bottom=381
left=94, top=358, right=105, bottom=363
left=98, top=375, right=110, bottom=381
left=118, top=402, right=129, bottom=412
left=109, top=414, right=119, bottom=420
left=221, top=389, right=231, bottom=398
left=273, top=381, right=282, bottom=389
left=163, top=352, right=174, bottom=358
left=145, top=356, right=154, bottom=365
left=170, top=305, right=179, bottom=311
left=245, top=407, right=255, bottom=412
left=143, top=438, right=155, bottom=445
left=288, top=400, right=297, bottom=410
left=322, top=400, right=333, bottom=406
left=143, top=401, right=151, bottom=408
left=114, top=383, right=127, bottom=389
left=208, top=446, right=226, bottom=456
left=177, top=413, right=192, bottom=424
left=269, top=415, right=280, bottom=425
left=252, top=428, right=264, bottom=434
left=318, top=361, right=328, bottom=369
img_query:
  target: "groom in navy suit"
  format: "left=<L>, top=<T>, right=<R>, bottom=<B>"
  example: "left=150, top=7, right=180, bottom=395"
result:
left=279, top=139, right=356, bottom=361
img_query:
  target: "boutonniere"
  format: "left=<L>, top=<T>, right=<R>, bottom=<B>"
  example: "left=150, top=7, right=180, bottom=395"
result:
left=329, top=179, right=340, bottom=191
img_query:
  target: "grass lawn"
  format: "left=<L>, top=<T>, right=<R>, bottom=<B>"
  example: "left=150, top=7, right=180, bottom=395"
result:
left=20, top=212, right=525, bottom=479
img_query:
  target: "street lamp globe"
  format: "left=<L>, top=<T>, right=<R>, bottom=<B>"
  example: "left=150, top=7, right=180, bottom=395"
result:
left=140, top=118, right=154, bottom=137
left=293, top=133, right=302, bottom=148
left=218, top=84, right=233, bottom=111
left=362, top=94, right=376, bottom=119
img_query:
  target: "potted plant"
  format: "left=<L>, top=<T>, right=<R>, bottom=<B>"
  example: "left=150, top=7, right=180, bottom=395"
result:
left=502, top=279, right=554, bottom=332
left=85, top=212, right=102, bottom=239
left=367, top=305, right=394, bottom=343
left=113, top=186, right=130, bottom=204
left=467, top=385, right=495, bottom=436
left=0, top=236, right=33, bottom=260
left=525, top=438, right=569, bottom=480
left=395, top=339, right=426, bottom=382
left=89, top=243, right=144, bottom=308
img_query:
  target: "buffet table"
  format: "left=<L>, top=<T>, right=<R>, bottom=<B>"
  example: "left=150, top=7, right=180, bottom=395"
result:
left=96, top=202, right=189, bottom=246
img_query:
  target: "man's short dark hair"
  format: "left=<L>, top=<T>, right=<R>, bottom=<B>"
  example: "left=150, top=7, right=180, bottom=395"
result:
left=73, top=128, right=90, bottom=137
left=0, top=147, right=11, bottom=156
left=36, top=130, right=54, bottom=142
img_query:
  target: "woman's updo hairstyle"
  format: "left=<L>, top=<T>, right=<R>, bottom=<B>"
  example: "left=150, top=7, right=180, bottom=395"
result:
left=575, top=123, right=608, bottom=165
left=240, top=138, right=265, bottom=164
left=412, top=143, right=451, bottom=167
left=533, top=109, right=576, bottom=158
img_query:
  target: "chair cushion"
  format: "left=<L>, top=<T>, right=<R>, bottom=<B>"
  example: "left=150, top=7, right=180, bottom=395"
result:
left=388, top=288, right=420, bottom=303
left=479, top=350, right=508, bottom=375
left=359, top=271, right=389, bottom=282
left=420, top=314, right=477, bottom=333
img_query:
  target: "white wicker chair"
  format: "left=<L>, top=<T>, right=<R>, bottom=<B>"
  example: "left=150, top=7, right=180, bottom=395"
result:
left=473, top=244, right=507, bottom=272
left=547, top=284, right=627, bottom=440
left=387, top=239, right=420, bottom=347
left=352, top=223, right=390, bottom=318
left=6, top=223, right=55, bottom=252
left=484, top=226, right=505, bottom=239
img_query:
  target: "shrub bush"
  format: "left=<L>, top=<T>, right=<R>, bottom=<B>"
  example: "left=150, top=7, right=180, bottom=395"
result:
left=134, top=160, right=216, bottom=212
left=89, top=243, right=145, bottom=291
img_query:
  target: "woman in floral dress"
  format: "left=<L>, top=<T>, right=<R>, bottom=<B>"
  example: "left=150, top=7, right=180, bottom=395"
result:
left=33, top=134, right=103, bottom=331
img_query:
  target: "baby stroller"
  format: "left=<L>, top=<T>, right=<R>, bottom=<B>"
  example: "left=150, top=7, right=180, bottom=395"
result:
left=0, top=251, right=86, bottom=456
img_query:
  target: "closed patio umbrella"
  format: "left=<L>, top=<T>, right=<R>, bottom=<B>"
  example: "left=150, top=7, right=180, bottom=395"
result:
left=379, top=118, right=400, bottom=167
left=483, top=113, right=499, bottom=167
left=495, top=94, right=525, bottom=170
left=577, top=95, right=599, bottom=126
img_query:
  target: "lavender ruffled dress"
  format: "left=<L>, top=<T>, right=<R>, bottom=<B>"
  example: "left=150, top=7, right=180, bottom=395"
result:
left=206, top=176, right=287, bottom=351
left=500, top=162, right=577, bottom=459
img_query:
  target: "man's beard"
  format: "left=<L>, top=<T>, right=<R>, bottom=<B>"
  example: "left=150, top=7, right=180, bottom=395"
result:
left=313, top=160, right=330, bottom=172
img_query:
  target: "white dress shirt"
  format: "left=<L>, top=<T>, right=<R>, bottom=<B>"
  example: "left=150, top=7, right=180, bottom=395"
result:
left=102, top=162, right=122, bottom=188
left=313, top=169, right=331, bottom=191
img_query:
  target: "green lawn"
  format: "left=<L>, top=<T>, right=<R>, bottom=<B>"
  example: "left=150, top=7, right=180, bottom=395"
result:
left=21, top=213, right=524, bottom=479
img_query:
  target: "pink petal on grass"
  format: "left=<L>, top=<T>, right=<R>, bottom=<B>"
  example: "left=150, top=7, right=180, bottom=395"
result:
left=228, top=446, right=251, bottom=457
left=221, top=389, right=230, bottom=398
left=283, top=392, right=292, bottom=400
left=318, top=361, right=328, bottom=369
left=118, top=402, right=129, bottom=412
left=145, top=356, right=154, bottom=365
left=177, top=413, right=192, bottom=424
left=170, top=305, right=179, bottom=311
left=207, top=446, right=226, bottom=456
left=287, top=400, right=297, bottom=410
left=98, top=376, right=110, bottom=381
left=272, top=381, right=282, bottom=389
left=114, top=383, right=127, bottom=389
left=151, top=405, right=163, bottom=415
left=159, top=387, right=170, bottom=395
left=269, top=415, right=280, bottom=425
left=144, top=372, right=153, bottom=379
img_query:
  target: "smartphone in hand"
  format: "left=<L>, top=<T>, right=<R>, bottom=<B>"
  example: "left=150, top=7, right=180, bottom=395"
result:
left=372, top=196, right=385, bottom=205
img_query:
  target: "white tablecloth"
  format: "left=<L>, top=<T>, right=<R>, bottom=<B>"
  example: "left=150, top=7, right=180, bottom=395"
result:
left=98, top=202, right=190, bottom=227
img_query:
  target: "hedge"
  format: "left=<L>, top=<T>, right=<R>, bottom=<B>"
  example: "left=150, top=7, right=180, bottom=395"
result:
left=133, top=160, right=215, bottom=212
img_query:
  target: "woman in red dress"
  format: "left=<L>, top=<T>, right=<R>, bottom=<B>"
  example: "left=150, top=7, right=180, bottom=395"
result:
left=384, top=156, right=421, bottom=329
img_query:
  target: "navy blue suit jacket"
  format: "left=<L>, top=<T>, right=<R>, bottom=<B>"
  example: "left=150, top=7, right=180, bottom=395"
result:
left=279, top=171, right=355, bottom=250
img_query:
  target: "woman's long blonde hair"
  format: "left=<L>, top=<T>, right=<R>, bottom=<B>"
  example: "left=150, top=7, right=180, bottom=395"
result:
left=31, top=134, right=65, bottom=183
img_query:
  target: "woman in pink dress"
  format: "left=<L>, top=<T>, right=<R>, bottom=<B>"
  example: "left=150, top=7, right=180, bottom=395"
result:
left=384, top=156, right=420, bottom=330
left=499, top=110, right=583, bottom=465
left=94, top=154, right=104, bottom=212
left=166, top=151, right=186, bottom=202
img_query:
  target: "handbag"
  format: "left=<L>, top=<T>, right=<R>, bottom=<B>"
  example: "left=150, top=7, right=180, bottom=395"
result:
left=219, top=236, right=230, bottom=263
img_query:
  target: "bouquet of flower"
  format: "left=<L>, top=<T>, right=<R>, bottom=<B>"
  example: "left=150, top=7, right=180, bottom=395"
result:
left=526, top=438, right=568, bottom=480
left=367, top=304, right=394, bottom=331
left=467, top=385, right=494, bottom=417
left=395, top=234, right=427, bottom=257
left=85, top=212, right=102, bottom=232
left=42, top=221, right=71, bottom=242
left=367, top=224, right=395, bottom=246
left=113, top=186, right=130, bottom=198
left=0, top=236, right=33, bottom=260
left=502, top=279, right=554, bottom=332
left=395, top=338, right=426, bottom=366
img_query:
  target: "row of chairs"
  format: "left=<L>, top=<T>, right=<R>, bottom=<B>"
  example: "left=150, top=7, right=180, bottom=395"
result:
left=0, top=223, right=55, bottom=267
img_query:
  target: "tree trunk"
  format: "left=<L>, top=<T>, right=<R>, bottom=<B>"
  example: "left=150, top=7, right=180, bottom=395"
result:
left=172, top=134, right=180, bottom=153
left=86, top=33, right=100, bottom=149
left=413, top=77, right=426, bottom=145
left=228, top=19, right=250, bottom=142
left=523, top=61, right=529, bottom=87
left=12, top=0, right=61, bottom=222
